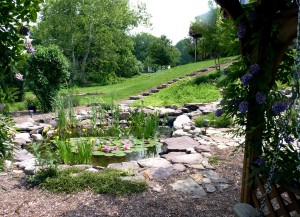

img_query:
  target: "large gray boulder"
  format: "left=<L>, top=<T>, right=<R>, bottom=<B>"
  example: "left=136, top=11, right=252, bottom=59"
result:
left=173, top=115, right=191, bottom=129
left=162, top=136, right=200, bottom=153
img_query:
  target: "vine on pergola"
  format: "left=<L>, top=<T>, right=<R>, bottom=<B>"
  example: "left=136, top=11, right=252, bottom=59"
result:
left=213, top=0, right=299, bottom=204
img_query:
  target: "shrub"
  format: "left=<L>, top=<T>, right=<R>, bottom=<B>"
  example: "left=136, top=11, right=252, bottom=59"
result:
left=0, top=158, right=4, bottom=171
left=0, top=114, right=15, bottom=160
left=27, top=167, right=147, bottom=195
left=25, top=96, right=41, bottom=111
left=194, top=112, right=233, bottom=128
left=194, top=70, right=222, bottom=85
left=25, top=45, right=70, bottom=112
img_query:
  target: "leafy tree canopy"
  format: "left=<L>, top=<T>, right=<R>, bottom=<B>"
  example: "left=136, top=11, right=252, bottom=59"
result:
left=147, top=35, right=180, bottom=70
left=32, top=0, right=149, bottom=86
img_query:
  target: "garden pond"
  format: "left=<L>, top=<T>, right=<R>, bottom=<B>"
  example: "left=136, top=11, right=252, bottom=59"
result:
left=69, top=137, right=162, bottom=167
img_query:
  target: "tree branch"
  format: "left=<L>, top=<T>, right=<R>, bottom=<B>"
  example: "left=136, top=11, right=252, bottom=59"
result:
left=214, top=0, right=243, bottom=21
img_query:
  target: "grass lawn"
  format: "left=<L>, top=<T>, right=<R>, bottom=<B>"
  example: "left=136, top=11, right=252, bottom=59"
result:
left=11, top=57, right=235, bottom=111
left=132, top=78, right=221, bottom=107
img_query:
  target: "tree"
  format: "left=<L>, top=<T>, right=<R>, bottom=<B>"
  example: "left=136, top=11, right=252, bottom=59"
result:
left=188, top=21, right=202, bottom=62
left=189, top=0, right=223, bottom=62
left=0, top=0, right=42, bottom=165
left=147, top=35, right=180, bottom=70
left=32, top=0, right=148, bottom=85
left=131, top=32, right=157, bottom=71
left=215, top=0, right=299, bottom=205
left=0, top=0, right=42, bottom=104
left=26, top=45, right=70, bottom=112
left=175, top=39, right=193, bottom=65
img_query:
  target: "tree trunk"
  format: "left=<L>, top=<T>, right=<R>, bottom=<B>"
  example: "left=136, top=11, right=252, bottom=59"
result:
left=194, top=38, right=197, bottom=62
left=80, top=21, right=93, bottom=85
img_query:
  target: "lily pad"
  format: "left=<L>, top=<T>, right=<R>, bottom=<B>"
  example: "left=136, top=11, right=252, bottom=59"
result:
left=92, top=151, right=106, bottom=156
left=134, top=147, right=148, bottom=152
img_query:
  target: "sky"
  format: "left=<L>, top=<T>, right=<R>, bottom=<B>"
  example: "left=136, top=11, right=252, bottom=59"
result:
left=130, top=0, right=210, bottom=45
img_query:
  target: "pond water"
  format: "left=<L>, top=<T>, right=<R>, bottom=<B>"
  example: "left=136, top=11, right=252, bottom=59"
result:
left=92, top=145, right=162, bottom=167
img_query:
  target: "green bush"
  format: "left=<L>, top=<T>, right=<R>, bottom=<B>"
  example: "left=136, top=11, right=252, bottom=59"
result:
left=194, top=70, right=222, bottom=85
left=194, top=112, right=233, bottom=128
left=0, top=114, right=15, bottom=159
left=0, top=158, right=4, bottom=171
left=27, top=167, right=147, bottom=195
left=25, top=45, right=70, bottom=112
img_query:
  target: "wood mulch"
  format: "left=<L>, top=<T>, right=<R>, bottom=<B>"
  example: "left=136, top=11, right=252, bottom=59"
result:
left=0, top=146, right=243, bottom=217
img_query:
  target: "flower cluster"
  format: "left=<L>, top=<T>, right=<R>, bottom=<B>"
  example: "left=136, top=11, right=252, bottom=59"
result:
left=20, top=26, right=30, bottom=36
left=239, top=102, right=248, bottom=113
left=103, top=146, right=111, bottom=152
left=26, top=40, right=36, bottom=54
left=15, top=73, right=23, bottom=81
left=249, top=64, right=260, bottom=74
left=284, top=136, right=295, bottom=144
left=272, top=101, right=288, bottom=115
left=237, top=24, right=247, bottom=39
left=241, top=74, right=253, bottom=86
left=122, top=140, right=131, bottom=150
left=214, top=109, right=223, bottom=117
left=255, top=92, right=266, bottom=104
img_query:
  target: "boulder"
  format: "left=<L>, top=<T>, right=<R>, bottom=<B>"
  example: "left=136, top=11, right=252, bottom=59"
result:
left=32, top=134, right=43, bottom=142
left=173, top=115, right=191, bottom=129
left=137, top=158, right=171, bottom=168
left=170, top=178, right=207, bottom=197
left=162, top=152, right=204, bottom=165
left=172, top=129, right=192, bottom=137
left=162, top=136, right=200, bottom=153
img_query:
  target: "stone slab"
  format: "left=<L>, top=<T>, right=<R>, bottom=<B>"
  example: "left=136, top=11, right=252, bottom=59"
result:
left=162, top=136, right=200, bottom=153
left=107, top=161, right=140, bottom=174
left=137, top=158, right=172, bottom=168
left=13, top=149, right=35, bottom=162
left=143, top=165, right=184, bottom=180
left=203, top=170, right=227, bottom=183
left=170, top=178, right=207, bottom=197
left=166, top=153, right=204, bottom=165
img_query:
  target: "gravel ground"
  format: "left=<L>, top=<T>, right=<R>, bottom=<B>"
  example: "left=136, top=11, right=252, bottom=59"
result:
left=0, top=147, right=243, bottom=217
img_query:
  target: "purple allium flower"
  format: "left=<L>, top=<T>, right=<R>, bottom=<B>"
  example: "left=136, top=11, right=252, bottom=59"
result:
left=272, top=101, right=288, bottom=115
left=20, top=26, right=30, bottom=36
left=284, top=136, right=295, bottom=143
left=93, top=147, right=98, bottom=152
left=103, top=146, right=111, bottom=152
left=249, top=64, right=260, bottom=74
left=15, top=73, right=23, bottom=81
left=214, top=109, right=223, bottom=117
left=113, top=146, right=119, bottom=151
left=106, top=140, right=111, bottom=145
left=237, top=24, right=246, bottom=39
left=255, top=92, right=266, bottom=104
left=241, top=74, right=253, bottom=86
left=239, top=102, right=249, bottom=113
